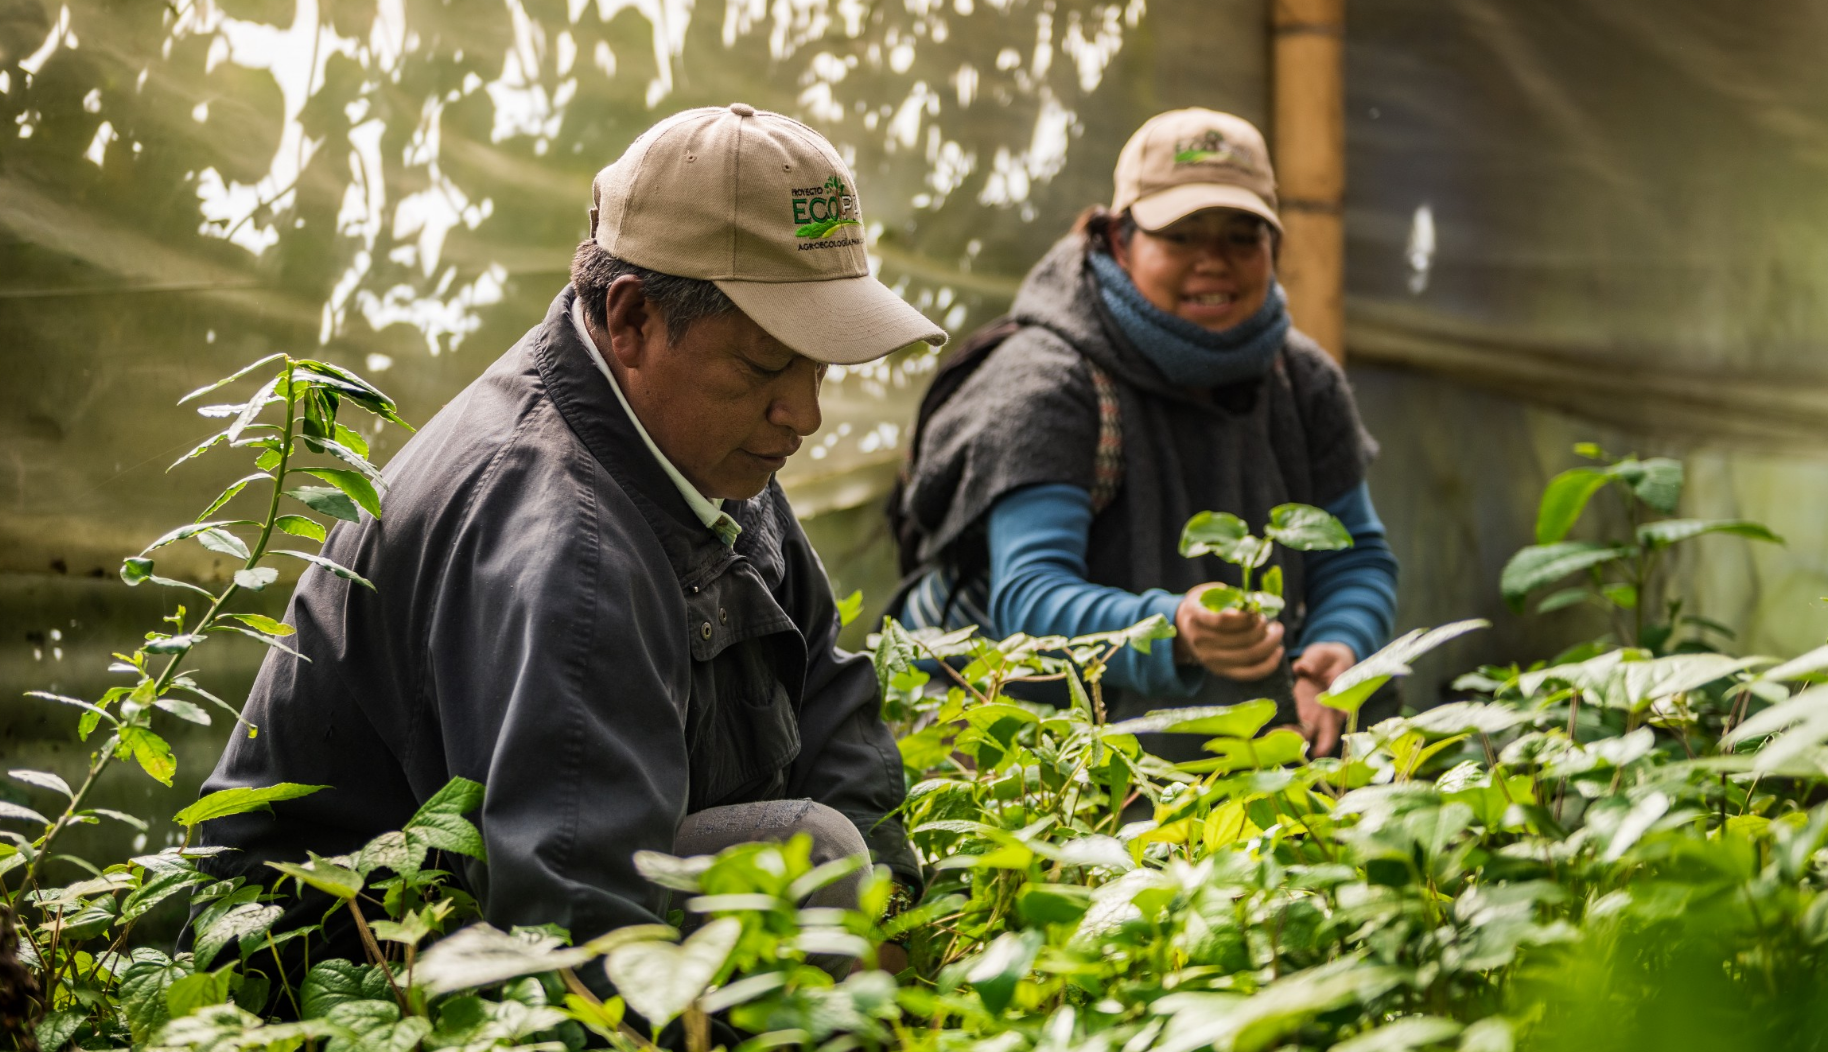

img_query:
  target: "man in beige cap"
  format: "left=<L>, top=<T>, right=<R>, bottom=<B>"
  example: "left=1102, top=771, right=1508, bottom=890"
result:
left=196, top=104, right=942, bottom=990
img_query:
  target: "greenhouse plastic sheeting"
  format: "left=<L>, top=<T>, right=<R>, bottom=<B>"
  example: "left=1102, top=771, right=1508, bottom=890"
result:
left=1344, top=0, right=1828, bottom=696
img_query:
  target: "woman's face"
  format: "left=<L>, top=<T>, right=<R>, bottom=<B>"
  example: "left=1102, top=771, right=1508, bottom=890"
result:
left=1111, top=208, right=1275, bottom=332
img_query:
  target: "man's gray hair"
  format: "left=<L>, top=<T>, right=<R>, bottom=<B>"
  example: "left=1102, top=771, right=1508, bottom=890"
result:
left=569, top=240, right=737, bottom=342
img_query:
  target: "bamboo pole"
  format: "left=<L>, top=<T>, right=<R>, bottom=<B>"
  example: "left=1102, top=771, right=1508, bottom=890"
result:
left=1271, top=0, right=1346, bottom=361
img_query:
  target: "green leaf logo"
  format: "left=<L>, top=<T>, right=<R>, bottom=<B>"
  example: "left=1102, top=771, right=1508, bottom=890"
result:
left=795, top=216, right=861, bottom=239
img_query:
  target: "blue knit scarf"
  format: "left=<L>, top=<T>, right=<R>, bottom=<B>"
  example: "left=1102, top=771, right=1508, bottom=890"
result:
left=1088, top=250, right=1290, bottom=388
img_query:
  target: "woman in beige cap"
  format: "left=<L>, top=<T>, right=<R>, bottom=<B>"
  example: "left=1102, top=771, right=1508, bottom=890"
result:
left=895, top=109, right=1396, bottom=758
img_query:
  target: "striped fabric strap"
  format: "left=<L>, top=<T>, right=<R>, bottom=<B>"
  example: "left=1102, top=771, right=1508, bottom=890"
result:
left=1088, top=362, right=1123, bottom=514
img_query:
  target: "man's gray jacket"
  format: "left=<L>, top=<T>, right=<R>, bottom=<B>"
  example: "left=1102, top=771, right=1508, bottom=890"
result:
left=198, top=286, right=919, bottom=943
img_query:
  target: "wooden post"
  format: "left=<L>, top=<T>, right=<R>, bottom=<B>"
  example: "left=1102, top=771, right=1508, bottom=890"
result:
left=1271, top=0, right=1346, bottom=361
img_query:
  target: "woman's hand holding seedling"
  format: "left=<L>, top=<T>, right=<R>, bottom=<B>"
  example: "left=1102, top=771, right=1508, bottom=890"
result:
left=1174, top=502, right=1354, bottom=696
left=1291, top=641, right=1354, bottom=756
left=1174, top=587, right=1286, bottom=678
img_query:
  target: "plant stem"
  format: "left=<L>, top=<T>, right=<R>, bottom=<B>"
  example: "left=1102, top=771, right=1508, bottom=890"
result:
left=32, top=361, right=300, bottom=888
left=346, top=898, right=407, bottom=1011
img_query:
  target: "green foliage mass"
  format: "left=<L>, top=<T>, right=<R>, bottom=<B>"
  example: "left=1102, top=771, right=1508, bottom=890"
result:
left=6, top=367, right=1827, bottom=1052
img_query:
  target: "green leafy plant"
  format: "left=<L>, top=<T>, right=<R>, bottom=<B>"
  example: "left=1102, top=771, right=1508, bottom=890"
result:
left=1501, top=443, right=1783, bottom=650
left=16, top=364, right=1828, bottom=1052
left=1178, top=503, right=1353, bottom=616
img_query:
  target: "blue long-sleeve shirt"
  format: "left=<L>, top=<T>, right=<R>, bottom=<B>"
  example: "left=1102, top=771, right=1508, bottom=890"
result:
left=983, top=481, right=1397, bottom=698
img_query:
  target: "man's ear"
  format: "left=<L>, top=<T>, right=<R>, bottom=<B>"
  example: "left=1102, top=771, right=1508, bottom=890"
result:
left=603, top=275, right=664, bottom=368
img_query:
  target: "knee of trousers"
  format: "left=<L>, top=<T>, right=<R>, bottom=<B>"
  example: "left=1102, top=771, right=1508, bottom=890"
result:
left=790, top=801, right=870, bottom=868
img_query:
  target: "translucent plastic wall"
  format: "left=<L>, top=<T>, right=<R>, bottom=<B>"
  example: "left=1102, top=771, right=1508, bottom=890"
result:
left=0, top=0, right=1264, bottom=849
left=1346, top=0, right=1828, bottom=700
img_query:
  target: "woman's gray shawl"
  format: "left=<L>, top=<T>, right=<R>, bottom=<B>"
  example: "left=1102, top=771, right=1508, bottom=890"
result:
left=900, top=233, right=1376, bottom=721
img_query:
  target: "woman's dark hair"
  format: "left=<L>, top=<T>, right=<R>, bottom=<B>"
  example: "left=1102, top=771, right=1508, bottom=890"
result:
left=569, top=240, right=736, bottom=342
left=1074, top=205, right=1282, bottom=257
left=1075, top=206, right=1139, bottom=255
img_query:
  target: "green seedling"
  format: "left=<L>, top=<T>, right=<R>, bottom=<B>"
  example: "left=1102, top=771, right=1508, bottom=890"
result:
left=1178, top=503, right=1354, bottom=616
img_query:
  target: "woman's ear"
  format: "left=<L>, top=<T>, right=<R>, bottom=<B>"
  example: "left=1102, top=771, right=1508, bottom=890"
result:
left=1109, top=228, right=1131, bottom=271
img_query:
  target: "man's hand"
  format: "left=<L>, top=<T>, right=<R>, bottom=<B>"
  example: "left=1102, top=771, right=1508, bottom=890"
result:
left=1291, top=642, right=1355, bottom=758
left=1173, top=586, right=1285, bottom=681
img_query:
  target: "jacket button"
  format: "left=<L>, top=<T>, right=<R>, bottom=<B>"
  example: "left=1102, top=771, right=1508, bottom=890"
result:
left=718, top=607, right=728, bottom=624
left=700, top=621, right=713, bottom=640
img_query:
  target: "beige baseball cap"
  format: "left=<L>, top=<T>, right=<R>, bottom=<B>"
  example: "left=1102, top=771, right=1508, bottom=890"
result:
left=588, top=103, right=945, bottom=365
left=1111, top=108, right=1281, bottom=233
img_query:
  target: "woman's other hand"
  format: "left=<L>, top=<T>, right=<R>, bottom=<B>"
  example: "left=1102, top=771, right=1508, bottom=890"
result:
left=1291, top=642, right=1354, bottom=757
left=1173, top=585, right=1285, bottom=680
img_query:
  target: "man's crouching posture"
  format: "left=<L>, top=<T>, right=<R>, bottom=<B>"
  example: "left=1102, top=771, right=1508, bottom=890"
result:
left=195, top=104, right=943, bottom=988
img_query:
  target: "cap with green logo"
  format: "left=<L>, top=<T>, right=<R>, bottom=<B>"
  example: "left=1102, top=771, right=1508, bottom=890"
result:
left=1111, top=108, right=1281, bottom=233
left=588, top=102, right=946, bottom=365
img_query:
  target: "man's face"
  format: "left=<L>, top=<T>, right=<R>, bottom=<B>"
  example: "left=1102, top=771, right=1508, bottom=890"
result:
left=601, top=278, right=826, bottom=501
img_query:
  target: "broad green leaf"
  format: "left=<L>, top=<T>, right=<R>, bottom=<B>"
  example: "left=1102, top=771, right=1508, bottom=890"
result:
left=210, top=622, right=310, bottom=660
left=323, top=1001, right=429, bottom=1052
left=1178, top=728, right=1308, bottom=774
left=298, top=468, right=381, bottom=520
left=1107, top=700, right=1278, bottom=740
left=295, top=359, right=411, bottom=429
left=353, top=830, right=426, bottom=879
left=1265, top=503, right=1353, bottom=551
left=287, top=486, right=360, bottom=522
left=413, top=923, right=597, bottom=996
left=1534, top=467, right=1610, bottom=545
left=224, top=375, right=284, bottom=446
left=332, top=422, right=369, bottom=458
left=1615, top=456, right=1684, bottom=513
left=153, top=697, right=211, bottom=725
left=1261, top=564, right=1283, bottom=598
left=178, top=353, right=286, bottom=405
left=120, top=959, right=191, bottom=1042
left=32, top=1008, right=85, bottom=1052
left=25, top=691, right=116, bottom=726
left=169, top=430, right=230, bottom=469
left=603, top=917, right=741, bottom=1030
left=1197, top=584, right=1250, bottom=612
left=633, top=851, right=714, bottom=892
left=117, top=727, right=176, bottom=786
left=233, top=566, right=279, bottom=591
left=1320, top=620, right=1489, bottom=715
left=0, top=800, right=51, bottom=826
left=1499, top=542, right=1630, bottom=610
left=1636, top=517, right=1784, bottom=549
left=143, top=632, right=206, bottom=655
left=275, top=514, right=328, bottom=543
left=196, top=473, right=271, bottom=522
left=91, top=807, right=149, bottom=830
left=302, top=438, right=386, bottom=487
left=301, top=959, right=368, bottom=1018
left=141, top=519, right=259, bottom=555
left=272, top=549, right=375, bottom=590
left=9, top=769, right=72, bottom=798
left=121, top=556, right=155, bottom=585
left=836, top=589, right=864, bottom=627
left=1762, top=644, right=1828, bottom=683
left=1331, top=1016, right=1463, bottom=1052
left=1180, top=511, right=1272, bottom=568
left=175, top=783, right=328, bottom=828
left=963, top=930, right=1045, bottom=1016
left=226, top=612, right=294, bottom=637
left=873, top=617, right=922, bottom=701
left=1534, top=586, right=1591, bottom=614
left=405, top=776, right=487, bottom=860
left=193, top=903, right=282, bottom=970
left=120, top=864, right=211, bottom=923
left=267, top=854, right=365, bottom=899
